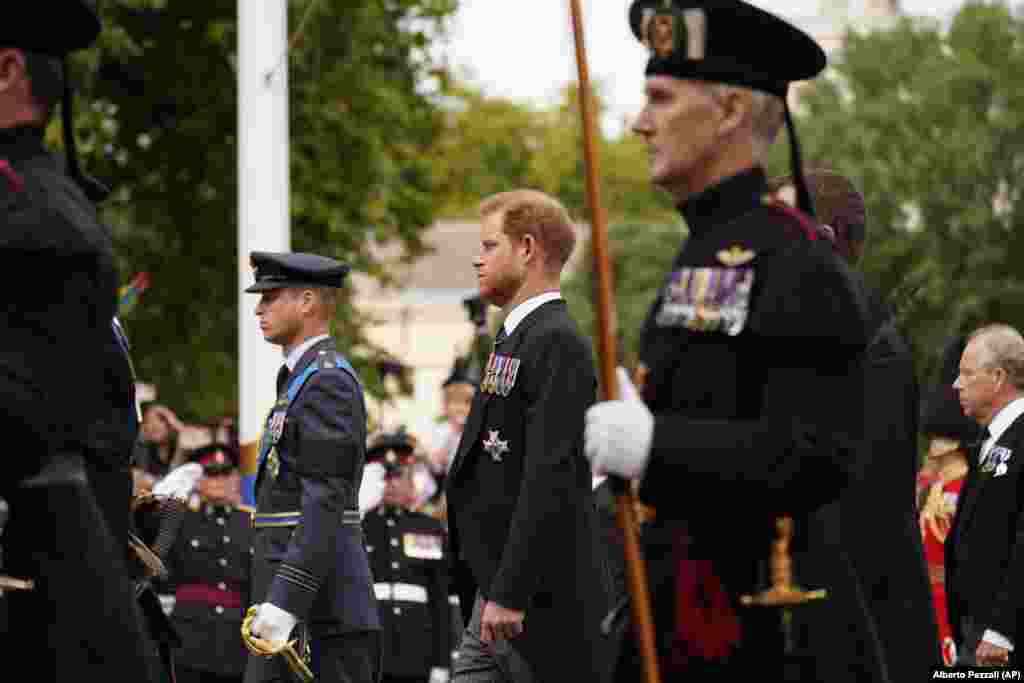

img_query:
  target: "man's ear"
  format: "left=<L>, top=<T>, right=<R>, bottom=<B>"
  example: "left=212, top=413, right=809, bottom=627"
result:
left=0, top=49, right=27, bottom=96
left=715, top=87, right=750, bottom=139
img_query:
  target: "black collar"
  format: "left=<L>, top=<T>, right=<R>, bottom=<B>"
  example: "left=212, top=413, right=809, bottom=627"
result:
left=680, top=166, right=768, bottom=241
left=0, top=125, right=48, bottom=163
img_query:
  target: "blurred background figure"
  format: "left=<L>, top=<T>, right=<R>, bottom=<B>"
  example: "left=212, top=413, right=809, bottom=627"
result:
left=133, top=403, right=215, bottom=494
left=917, top=334, right=980, bottom=667
left=164, top=443, right=253, bottom=683
left=428, top=356, right=478, bottom=492
left=362, top=429, right=455, bottom=683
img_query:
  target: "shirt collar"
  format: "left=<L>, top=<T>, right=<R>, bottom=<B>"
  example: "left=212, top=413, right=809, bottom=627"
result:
left=284, top=334, right=330, bottom=371
left=984, top=396, right=1024, bottom=452
left=502, top=291, right=562, bottom=337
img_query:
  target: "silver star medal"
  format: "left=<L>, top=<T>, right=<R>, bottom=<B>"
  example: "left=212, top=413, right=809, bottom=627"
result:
left=482, top=430, right=510, bottom=463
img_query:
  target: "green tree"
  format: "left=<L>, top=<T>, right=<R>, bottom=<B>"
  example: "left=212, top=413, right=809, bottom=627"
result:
left=67, top=0, right=457, bottom=420
left=795, top=1, right=1024, bottom=383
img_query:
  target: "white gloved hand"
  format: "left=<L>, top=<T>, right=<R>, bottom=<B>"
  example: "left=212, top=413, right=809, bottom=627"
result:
left=584, top=400, right=655, bottom=480
left=152, top=463, right=204, bottom=499
left=429, top=666, right=451, bottom=683
left=250, top=602, right=298, bottom=647
left=358, top=462, right=387, bottom=514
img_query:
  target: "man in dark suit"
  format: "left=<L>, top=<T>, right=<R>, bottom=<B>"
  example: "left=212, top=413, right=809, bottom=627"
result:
left=583, top=2, right=876, bottom=681
left=244, top=252, right=381, bottom=683
left=0, top=4, right=157, bottom=680
left=445, top=189, right=611, bottom=682
left=947, top=323, right=1024, bottom=667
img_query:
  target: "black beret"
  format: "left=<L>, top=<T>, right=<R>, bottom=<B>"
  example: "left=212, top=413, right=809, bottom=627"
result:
left=187, top=443, right=240, bottom=475
left=629, top=0, right=826, bottom=97
left=246, top=251, right=351, bottom=292
left=0, top=1, right=101, bottom=56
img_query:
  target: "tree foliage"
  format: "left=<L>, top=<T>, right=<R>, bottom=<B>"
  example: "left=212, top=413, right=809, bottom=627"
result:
left=796, top=1, right=1024, bottom=384
left=66, top=0, right=457, bottom=420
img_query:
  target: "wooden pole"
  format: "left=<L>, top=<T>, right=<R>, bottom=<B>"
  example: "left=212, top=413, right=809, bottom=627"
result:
left=567, top=2, right=662, bottom=682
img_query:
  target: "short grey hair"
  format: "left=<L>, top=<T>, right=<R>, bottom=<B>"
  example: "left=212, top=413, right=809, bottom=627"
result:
left=969, top=323, right=1024, bottom=390
left=703, top=83, right=785, bottom=161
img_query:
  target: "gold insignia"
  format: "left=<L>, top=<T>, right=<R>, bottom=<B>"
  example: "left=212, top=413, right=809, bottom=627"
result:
left=641, top=5, right=706, bottom=61
left=650, top=12, right=677, bottom=59
left=717, top=245, right=756, bottom=267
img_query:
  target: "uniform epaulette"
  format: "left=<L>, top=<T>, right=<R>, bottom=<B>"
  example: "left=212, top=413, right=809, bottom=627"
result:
left=0, top=159, right=25, bottom=194
left=316, top=349, right=340, bottom=370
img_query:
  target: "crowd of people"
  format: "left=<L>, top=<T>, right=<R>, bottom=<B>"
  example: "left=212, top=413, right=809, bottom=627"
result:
left=5, top=1, right=1024, bottom=682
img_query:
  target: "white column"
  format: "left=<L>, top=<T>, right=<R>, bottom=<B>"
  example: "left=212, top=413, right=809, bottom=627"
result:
left=238, top=0, right=290, bottom=505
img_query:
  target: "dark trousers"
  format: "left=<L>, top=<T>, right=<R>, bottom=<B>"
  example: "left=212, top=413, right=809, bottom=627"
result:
left=244, top=627, right=381, bottom=683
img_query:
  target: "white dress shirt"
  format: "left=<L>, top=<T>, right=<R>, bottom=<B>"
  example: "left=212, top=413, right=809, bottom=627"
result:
left=501, top=291, right=562, bottom=337
left=284, top=334, right=330, bottom=372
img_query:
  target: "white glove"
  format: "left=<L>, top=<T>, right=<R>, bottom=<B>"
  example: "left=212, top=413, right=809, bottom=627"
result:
left=152, top=463, right=203, bottom=499
left=358, top=462, right=387, bottom=514
left=584, top=400, right=655, bottom=480
left=429, top=667, right=451, bottom=683
left=250, top=602, right=298, bottom=647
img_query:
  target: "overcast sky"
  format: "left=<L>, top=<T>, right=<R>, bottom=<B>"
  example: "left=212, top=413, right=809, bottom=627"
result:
left=444, top=0, right=970, bottom=136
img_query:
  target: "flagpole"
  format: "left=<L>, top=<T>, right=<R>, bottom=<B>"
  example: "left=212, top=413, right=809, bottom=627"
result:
left=238, top=0, right=291, bottom=505
left=567, top=2, right=662, bottom=682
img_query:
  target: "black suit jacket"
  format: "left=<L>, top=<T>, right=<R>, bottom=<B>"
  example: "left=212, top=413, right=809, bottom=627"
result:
left=445, top=299, right=611, bottom=682
left=947, top=410, right=1024, bottom=650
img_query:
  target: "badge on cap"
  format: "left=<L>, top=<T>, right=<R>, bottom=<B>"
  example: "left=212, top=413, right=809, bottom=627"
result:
left=641, top=2, right=706, bottom=61
left=716, top=245, right=756, bottom=267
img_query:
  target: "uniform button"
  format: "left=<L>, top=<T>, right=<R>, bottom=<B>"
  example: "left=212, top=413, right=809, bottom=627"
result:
left=217, top=518, right=226, bottom=526
left=393, top=607, right=402, bottom=615
left=386, top=519, right=395, bottom=527
left=365, top=546, right=374, bottom=553
left=190, top=539, right=200, bottom=548
left=223, top=536, right=231, bottom=543
left=218, top=582, right=227, bottom=591
left=391, top=562, right=399, bottom=570
left=390, top=538, right=399, bottom=547
left=219, top=558, right=228, bottom=567
left=215, top=606, right=224, bottom=615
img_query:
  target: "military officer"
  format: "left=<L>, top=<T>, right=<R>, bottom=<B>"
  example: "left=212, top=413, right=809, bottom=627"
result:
left=164, top=443, right=254, bottom=683
left=244, top=251, right=381, bottom=683
left=0, top=4, right=157, bottom=681
left=362, top=430, right=454, bottom=683
left=584, top=2, right=875, bottom=681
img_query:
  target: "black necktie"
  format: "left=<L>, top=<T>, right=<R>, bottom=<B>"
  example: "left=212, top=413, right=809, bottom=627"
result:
left=276, top=365, right=290, bottom=395
left=494, top=326, right=508, bottom=348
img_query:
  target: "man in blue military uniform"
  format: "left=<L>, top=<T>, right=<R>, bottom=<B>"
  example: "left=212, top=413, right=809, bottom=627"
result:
left=362, top=429, right=454, bottom=683
left=0, top=3, right=158, bottom=680
left=584, top=1, right=877, bottom=681
left=244, top=251, right=381, bottom=683
left=165, top=443, right=255, bottom=683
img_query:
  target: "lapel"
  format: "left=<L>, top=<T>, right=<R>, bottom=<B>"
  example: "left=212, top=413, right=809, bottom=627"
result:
left=447, top=300, right=565, bottom=482
left=957, top=417, right=1024, bottom=537
left=256, top=336, right=336, bottom=486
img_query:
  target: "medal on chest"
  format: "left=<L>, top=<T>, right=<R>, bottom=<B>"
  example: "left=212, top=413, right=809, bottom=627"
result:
left=259, top=402, right=288, bottom=480
left=403, top=532, right=443, bottom=560
left=481, top=352, right=521, bottom=397
left=655, top=261, right=755, bottom=336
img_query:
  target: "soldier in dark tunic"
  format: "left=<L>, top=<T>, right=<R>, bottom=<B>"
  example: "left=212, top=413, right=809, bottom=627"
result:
left=362, top=430, right=454, bottom=683
left=584, top=2, right=876, bottom=681
left=244, top=251, right=381, bottom=683
left=0, top=4, right=156, bottom=681
left=165, top=443, right=255, bottom=683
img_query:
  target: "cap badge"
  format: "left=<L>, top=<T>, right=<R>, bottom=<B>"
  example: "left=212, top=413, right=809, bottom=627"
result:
left=717, top=245, right=756, bottom=267
left=642, top=4, right=705, bottom=61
